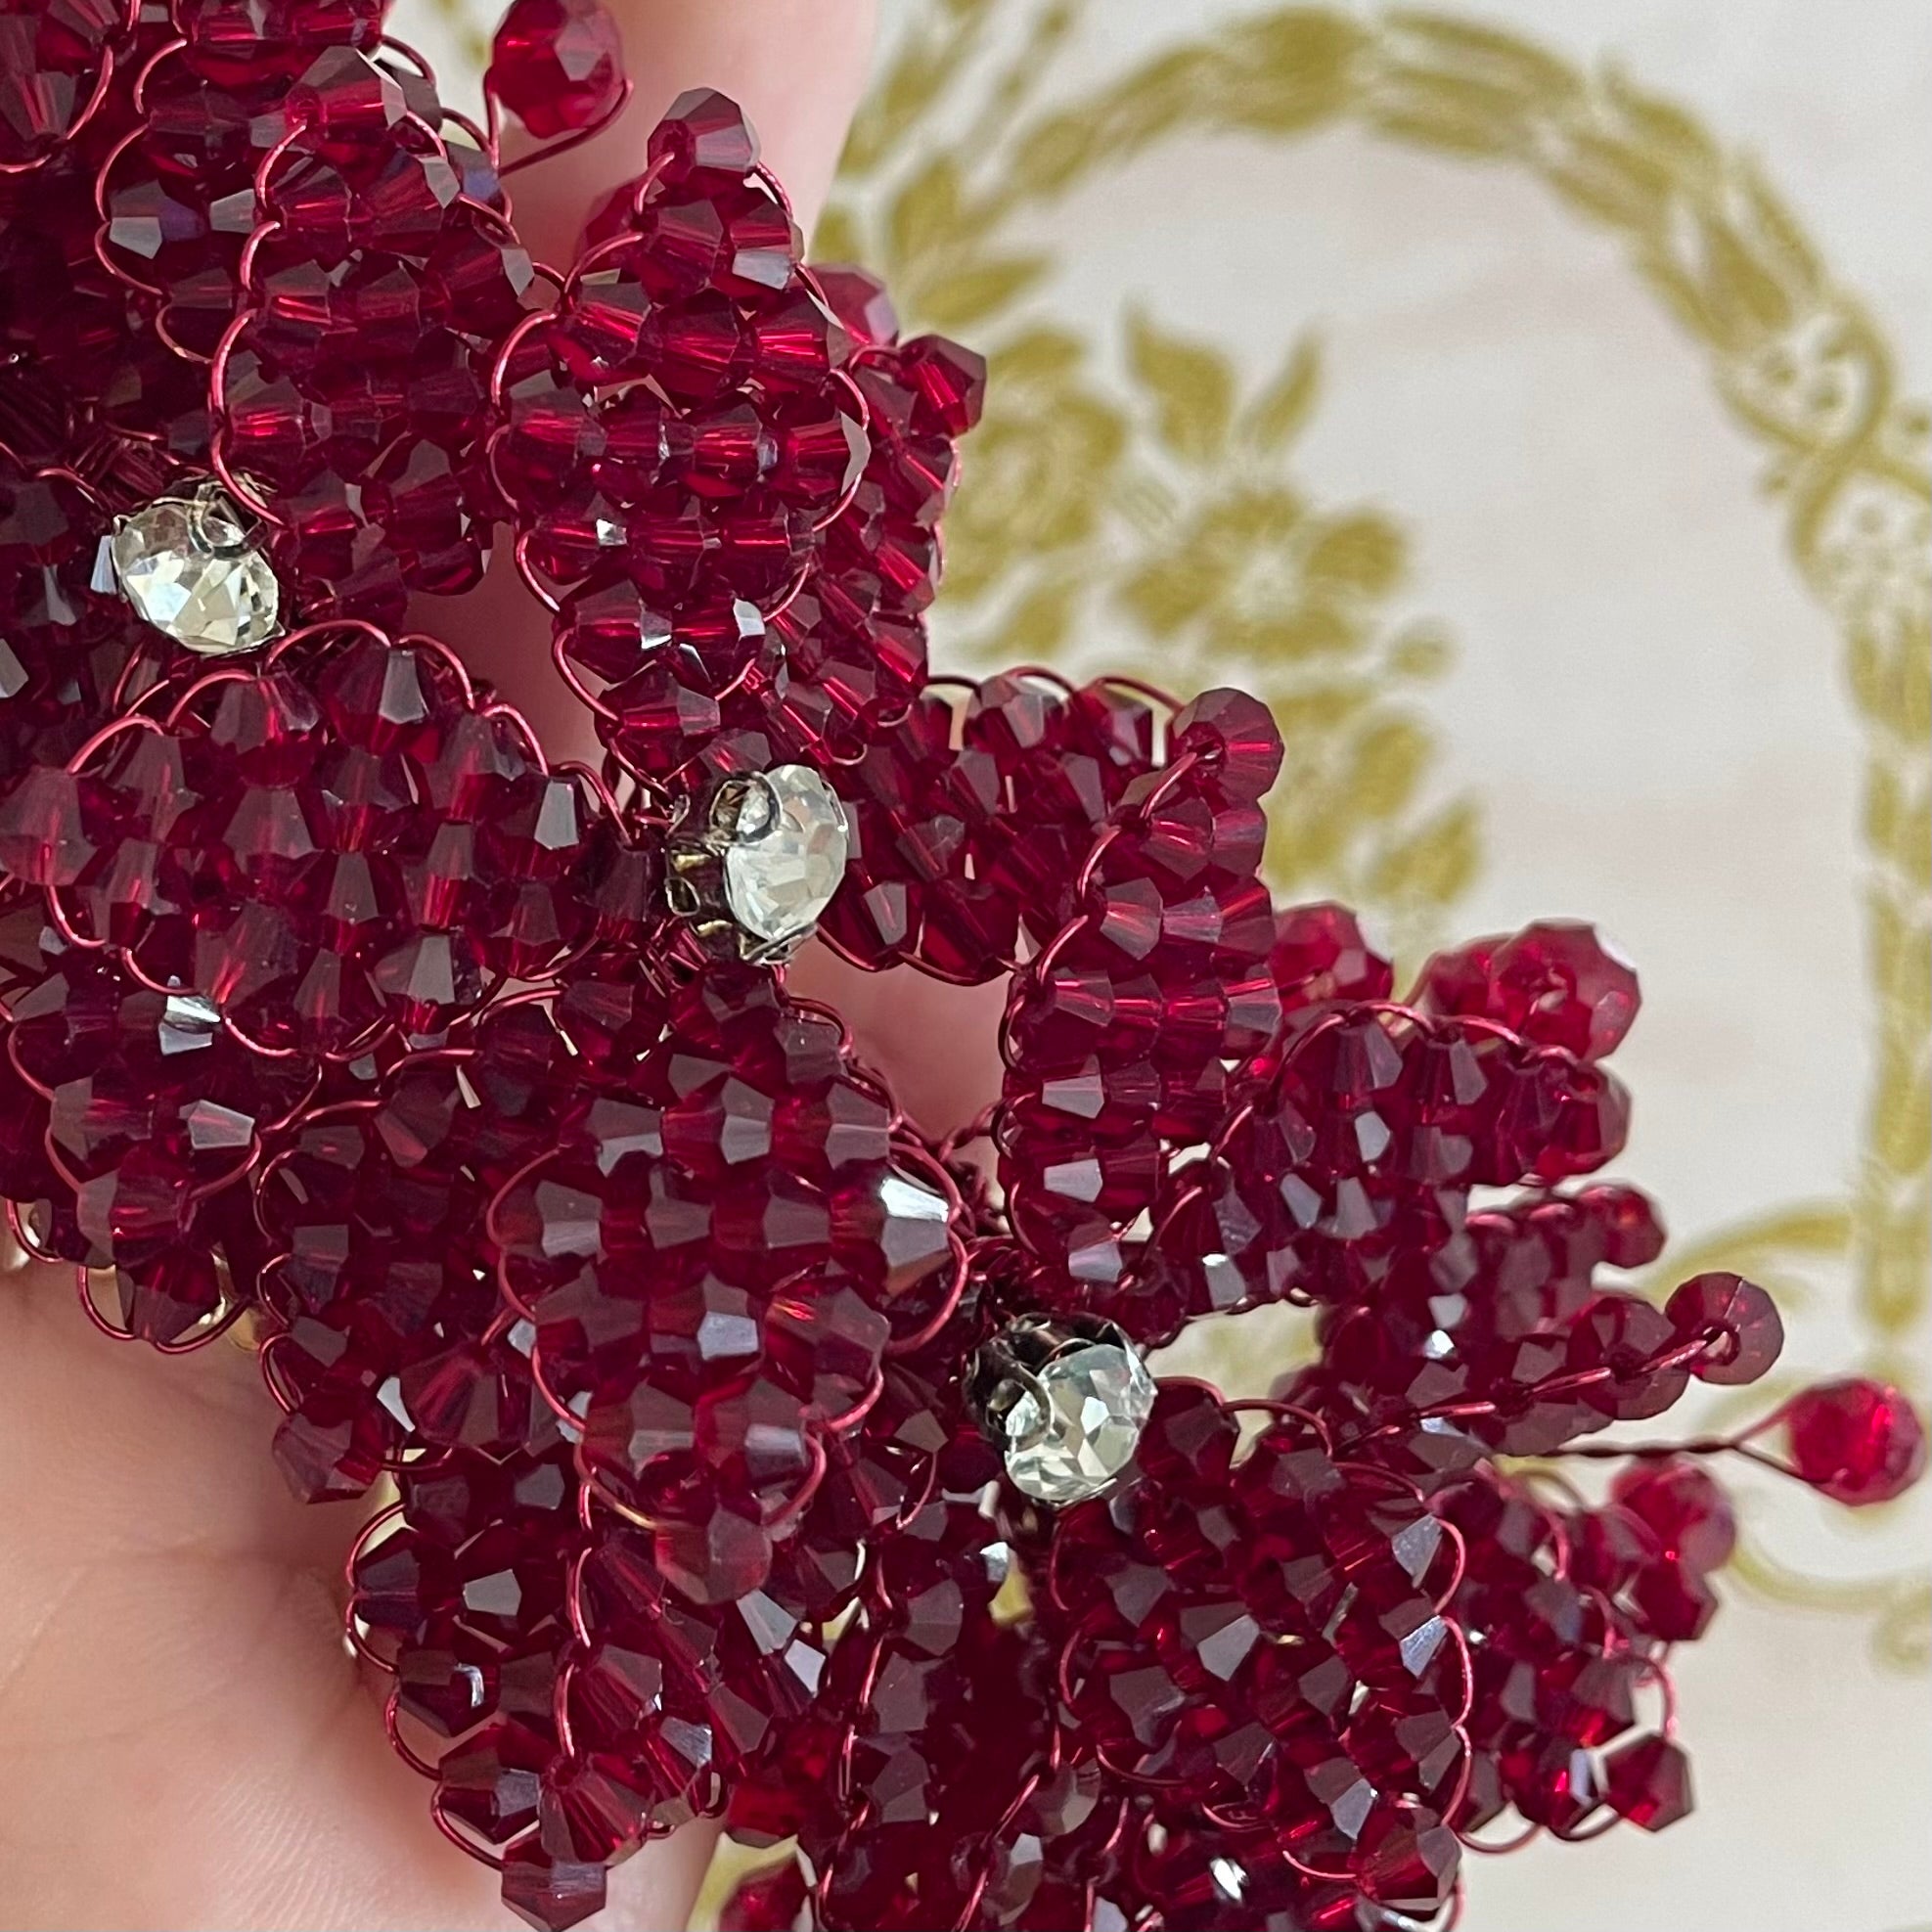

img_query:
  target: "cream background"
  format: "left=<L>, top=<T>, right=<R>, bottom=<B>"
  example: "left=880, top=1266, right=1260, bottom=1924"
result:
left=391, top=3, right=1932, bottom=1925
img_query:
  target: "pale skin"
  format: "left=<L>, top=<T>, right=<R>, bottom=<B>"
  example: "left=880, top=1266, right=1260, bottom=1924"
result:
left=0, top=4, right=1006, bottom=1925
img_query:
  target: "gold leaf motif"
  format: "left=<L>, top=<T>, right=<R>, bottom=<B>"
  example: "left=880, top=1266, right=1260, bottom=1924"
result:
left=811, top=203, right=863, bottom=265
left=1543, top=134, right=1676, bottom=228
left=1010, top=107, right=1103, bottom=197
left=1904, top=795, right=1932, bottom=894
left=939, top=328, right=1126, bottom=603
left=1898, top=618, right=1932, bottom=735
left=1900, top=920, right=1932, bottom=1041
left=1346, top=714, right=1430, bottom=820
left=1875, top=1588, right=1932, bottom=1674
left=1118, top=544, right=1215, bottom=641
left=915, top=254, right=1051, bottom=330
left=1125, top=308, right=1236, bottom=464
left=1264, top=601, right=1359, bottom=660
left=1699, top=211, right=1795, bottom=340
left=1213, top=11, right=1365, bottom=133
left=999, top=326, right=1086, bottom=379
left=839, top=2, right=991, bottom=180
left=1864, top=763, right=1903, bottom=853
left=1001, top=571, right=1083, bottom=658
left=1737, top=157, right=1826, bottom=301
left=1601, top=63, right=1724, bottom=186
left=1876, top=1043, right=1931, bottom=1175
left=1363, top=104, right=1516, bottom=158
left=1302, top=512, right=1408, bottom=598
left=1635, top=1202, right=1854, bottom=1305
left=1729, top=1543, right=1932, bottom=1677
left=1382, top=9, right=1585, bottom=104
left=1241, top=332, right=1324, bottom=453
left=846, top=50, right=960, bottom=177
left=1366, top=796, right=1481, bottom=918
left=1367, top=66, right=1537, bottom=157
left=885, top=152, right=964, bottom=272
left=1389, top=624, right=1454, bottom=681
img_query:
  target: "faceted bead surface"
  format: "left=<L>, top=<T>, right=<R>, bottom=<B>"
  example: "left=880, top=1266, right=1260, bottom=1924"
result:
left=500, top=1836, right=608, bottom=1931
left=488, top=0, right=626, bottom=139
left=1612, top=1460, right=1737, bottom=1573
left=0, top=0, right=123, bottom=170
left=720, top=1857, right=808, bottom=1932
left=1782, top=1379, right=1927, bottom=1505
left=1668, top=1271, right=1783, bottom=1385
left=1604, top=1734, right=1693, bottom=1831
left=1416, top=920, right=1640, bottom=1061
left=1270, top=900, right=1394, bottom=1013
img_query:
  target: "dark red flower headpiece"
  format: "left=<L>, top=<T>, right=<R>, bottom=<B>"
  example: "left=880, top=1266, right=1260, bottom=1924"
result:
left=0, top=5, right=1922, bottom=1929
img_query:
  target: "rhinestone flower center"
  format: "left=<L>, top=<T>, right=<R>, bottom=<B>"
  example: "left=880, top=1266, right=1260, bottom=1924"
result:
left=108, top=481, right=280, bottom=656
left=972, top=1316, right=1158, bottom=1505
left=664, top=763, right=853, bottom=961
left=720, top=763, right=849, bottom=946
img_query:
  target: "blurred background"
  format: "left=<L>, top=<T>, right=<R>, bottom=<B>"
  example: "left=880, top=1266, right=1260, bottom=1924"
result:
left=395, top=2, right=1932, bottom=1923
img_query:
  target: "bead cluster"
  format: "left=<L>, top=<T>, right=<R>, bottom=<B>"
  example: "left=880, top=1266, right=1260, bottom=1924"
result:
left=0, top=6, right=1923, bottom=1931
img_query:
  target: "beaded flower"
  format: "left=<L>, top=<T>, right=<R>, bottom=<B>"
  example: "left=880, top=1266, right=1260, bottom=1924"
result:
left=0, top=5, right=1922, bottom=1930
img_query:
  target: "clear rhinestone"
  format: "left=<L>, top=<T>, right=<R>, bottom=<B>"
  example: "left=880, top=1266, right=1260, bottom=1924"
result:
left=110, top=482, right=280, bottom=655
left=719, top=764, right=849, bottom=948
left=976, top=1319, right=1156, bottom=1505
left=158, top=991, right=223, bottom=1055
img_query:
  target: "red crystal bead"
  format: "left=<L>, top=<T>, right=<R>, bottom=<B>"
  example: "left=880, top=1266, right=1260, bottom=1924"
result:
left=174, top=0, right=386, bottom=81
left=1566, top=1293, right=1689, bottom=1420
left=813, top=267, right=897, bottom=350
left=1628, top=1553, right=1719, bottom=1641
left=998, top=698, right=1281, bottom=1298
left=647, top=86, right=761, bottom=183
left=0, top=764, right=91, bottom=884
left=490, top=965, right=961, bottom=1601
left=488, top=0, right=625, bottom=140
left=1038, top=1385, right=1464, bottom=1917
left=1782, top=1378, right=1928, bottom=1505
left=1611, top=1459, right=1737, bottom=1573
left=1269, top=900, right=1395, bottom=1015
left=205, top=64, right=526, bottom=622
left=285, top=45, right=406, bottom=148
left=500, top=1839, right=607, bottom=1932
left=1415, top=920, right=1640, bottom=1061
left=275, top=1381, right=388, bottom=1501
left=1169, top=687, right=1284, bottom=803
left=720, top=1857, right=808, bottom=1932
left=1603, top=1733, right=1693, bottom=1831
left=1, top=451, right=151, bottom=808
left=0, top=0, right=124, bottom=171
left=1667, top=1270, right=1783, bottom=1384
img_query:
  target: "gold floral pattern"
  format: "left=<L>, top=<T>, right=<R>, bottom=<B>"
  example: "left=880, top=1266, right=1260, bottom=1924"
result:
left=936, top=326, right=1124, bottom=604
